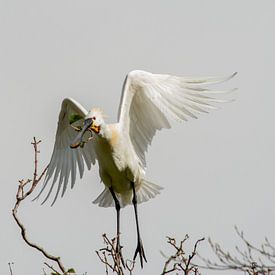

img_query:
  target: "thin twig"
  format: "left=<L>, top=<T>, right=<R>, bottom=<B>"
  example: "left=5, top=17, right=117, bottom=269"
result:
left=185, top=238, right=205, bottom=274
left=199, top=227, right=275, bottom=274
left=8, top=262, right=14, bottom=275
left=96, top=234, right=136, bottom=275
left=12, top=137, right=68, bottom=274
left=161, top=235, right=204, bottom=275
left=44, top=262, right=60, bottom=274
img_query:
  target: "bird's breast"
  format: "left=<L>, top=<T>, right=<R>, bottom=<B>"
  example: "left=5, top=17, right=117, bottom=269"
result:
left=93, top=135, right=139, bottom=193
left=94, top=136, right=125, bottom=171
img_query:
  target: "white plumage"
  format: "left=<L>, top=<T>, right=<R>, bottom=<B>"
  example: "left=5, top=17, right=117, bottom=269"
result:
left=36, top=70, right=236, bottom=266
left=38, top=70, right=236, bottom=206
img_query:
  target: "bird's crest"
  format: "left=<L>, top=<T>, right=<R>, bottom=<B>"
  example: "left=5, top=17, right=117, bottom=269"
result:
left=90, top=107, right=107, bottom=119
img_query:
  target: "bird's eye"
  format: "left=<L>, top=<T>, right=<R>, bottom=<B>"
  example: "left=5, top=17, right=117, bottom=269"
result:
left=92, top=116, right=96, bottom=120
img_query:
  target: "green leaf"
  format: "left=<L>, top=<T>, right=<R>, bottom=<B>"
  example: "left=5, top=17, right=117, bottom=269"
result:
left=67, top=268, right=76, bottom=273
left=69, top=114, right=83, bottom=124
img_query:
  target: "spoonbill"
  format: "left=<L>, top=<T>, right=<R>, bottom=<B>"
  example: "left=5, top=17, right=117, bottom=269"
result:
left=36, top=70, right=236, bottom=267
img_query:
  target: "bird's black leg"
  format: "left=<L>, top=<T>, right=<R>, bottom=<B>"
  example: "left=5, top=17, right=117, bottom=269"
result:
left=131, top=182, right=147, bottom=268
left=109, top=187, right=125, bottom=266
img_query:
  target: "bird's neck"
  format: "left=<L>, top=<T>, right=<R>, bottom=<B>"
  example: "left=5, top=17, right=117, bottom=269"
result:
left=96, top=123, right=111, bottom=140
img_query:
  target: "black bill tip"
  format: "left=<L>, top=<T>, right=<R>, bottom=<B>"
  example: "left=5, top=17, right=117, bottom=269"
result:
left=70, top=142, right=81, bottom=149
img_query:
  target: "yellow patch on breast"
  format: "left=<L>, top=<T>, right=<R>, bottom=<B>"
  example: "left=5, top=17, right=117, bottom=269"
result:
left=110, top=127, right=119, bottom=148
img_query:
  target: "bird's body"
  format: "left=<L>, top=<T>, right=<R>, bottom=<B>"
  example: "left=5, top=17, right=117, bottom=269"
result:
left=36, top=69, right=236, bottom=267
left=82, top=114, right=161, bottom=207
left=93, top=122, right=141, bottom=205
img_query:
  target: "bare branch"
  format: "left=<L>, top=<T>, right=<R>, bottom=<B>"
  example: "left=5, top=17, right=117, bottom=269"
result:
left=199, top=227, right=275, bottom=274
left=12, top=137, right=69, bottom=274
left=44, top=262, right=60, bottom=274
left=8, top=262, right=14, bottom=275
left=96, top=234, right=136, bottom=275
left=161, top=235, right=204, bottom=275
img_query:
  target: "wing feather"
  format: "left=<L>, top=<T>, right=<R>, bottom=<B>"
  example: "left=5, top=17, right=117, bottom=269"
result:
left=35, top=98, right=97, bottom=204
left=70, top=150, right=77, bottom=189
left=118, top=70, right=236, bottom=168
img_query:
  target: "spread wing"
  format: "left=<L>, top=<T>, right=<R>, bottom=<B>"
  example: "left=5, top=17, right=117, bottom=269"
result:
left=118, top=70, right=236, bottom=167
left=36, top=98, right=96, bottom=205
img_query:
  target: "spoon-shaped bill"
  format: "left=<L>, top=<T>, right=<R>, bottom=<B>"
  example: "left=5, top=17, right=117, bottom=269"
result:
left=70, top=118, right=92, bottom=148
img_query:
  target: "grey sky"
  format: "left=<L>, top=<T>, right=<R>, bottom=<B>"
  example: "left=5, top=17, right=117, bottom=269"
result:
left=1, top=1, right=274, bottom=274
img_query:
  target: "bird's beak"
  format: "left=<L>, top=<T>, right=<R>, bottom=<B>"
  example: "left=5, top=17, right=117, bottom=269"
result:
left=90, top=122, right=100, bottom=134
left=70, top=118, right=92, bottom=149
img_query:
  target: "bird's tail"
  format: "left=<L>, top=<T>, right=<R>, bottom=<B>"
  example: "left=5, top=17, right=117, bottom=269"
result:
left=93, top=180, right=163, bottom=208
left=136, top=180, right=163, bottom=204
left=93, top=187, right=114, bottom=208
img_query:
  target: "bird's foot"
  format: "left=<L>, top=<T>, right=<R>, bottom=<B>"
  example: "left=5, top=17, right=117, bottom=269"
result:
left=133, top=239, right=147, bottom=268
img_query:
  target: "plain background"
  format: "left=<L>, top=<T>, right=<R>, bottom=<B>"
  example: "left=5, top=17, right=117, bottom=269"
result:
left=1, top=1, right=275, bottom=274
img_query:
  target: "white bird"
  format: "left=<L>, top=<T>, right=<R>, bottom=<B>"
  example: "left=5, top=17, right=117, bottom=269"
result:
left=36, top=70, right=236, bottom=267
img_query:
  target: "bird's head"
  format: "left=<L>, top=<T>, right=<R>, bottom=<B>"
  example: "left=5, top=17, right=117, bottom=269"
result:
left=86, top=107, right=105, bottom=134
left=70, top=108, right=105, bottom=149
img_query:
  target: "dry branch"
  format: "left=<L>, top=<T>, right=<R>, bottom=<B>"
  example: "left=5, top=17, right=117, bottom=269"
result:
left=161, top=235, right=204, bottom=275
left=12, top=137, right=70, bottom=274
left=96, top=234, right=136, bottom=275
left=8, top=262, right=14, bottom=275
left=199, top=226, right=275, bottom=274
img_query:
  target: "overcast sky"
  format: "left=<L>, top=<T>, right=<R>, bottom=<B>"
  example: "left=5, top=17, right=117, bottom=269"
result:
left=1, top=1, right=275, bottom=274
